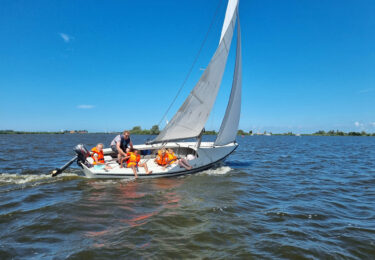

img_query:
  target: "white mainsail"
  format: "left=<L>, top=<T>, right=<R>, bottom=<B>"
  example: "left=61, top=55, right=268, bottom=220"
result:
left=215, top=17, right=242, bottom=146
left=151, top=0, right=239, bottom=144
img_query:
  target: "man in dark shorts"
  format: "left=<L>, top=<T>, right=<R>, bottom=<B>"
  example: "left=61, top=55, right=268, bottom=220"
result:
left=110, top=130, right=134, bottom=162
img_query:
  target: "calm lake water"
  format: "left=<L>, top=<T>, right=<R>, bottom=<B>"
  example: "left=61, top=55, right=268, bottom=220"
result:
left=0, top=134, right=374, bottom=259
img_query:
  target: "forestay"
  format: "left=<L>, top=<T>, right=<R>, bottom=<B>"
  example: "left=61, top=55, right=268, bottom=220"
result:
left=215, top=17, right=242, bottom=146
left=151, top=0, right=239, bottom=144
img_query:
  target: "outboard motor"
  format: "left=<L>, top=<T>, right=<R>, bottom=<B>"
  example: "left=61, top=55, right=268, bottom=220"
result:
left=73, top=144, right=91, bottom=167
left=50, top=144, right=90, bottom=177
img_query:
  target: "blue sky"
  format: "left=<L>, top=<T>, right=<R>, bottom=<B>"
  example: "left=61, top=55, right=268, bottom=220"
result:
left=1, top=0, right=374, bottom=133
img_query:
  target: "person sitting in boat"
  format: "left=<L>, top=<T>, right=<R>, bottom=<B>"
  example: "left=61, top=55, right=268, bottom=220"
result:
left=91, top=143, right=112, bottom=170
left=154, top=149, right=167, bottom=166
left=120, top=148, right=152, bottom=178
left=91, top=143, right=105, bottom=165
left=110, top=130, right=133, bottom=163
left=164, top=148, right=192, bottom=170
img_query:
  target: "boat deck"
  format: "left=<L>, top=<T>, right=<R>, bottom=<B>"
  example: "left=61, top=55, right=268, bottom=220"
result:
left=81, top=142, right=237, bottom=178
left=88, top=155, right=182, bottom=175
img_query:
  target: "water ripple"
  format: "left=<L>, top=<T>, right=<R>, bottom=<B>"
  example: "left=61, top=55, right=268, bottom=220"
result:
left=0, top=135, right=374, bottom=258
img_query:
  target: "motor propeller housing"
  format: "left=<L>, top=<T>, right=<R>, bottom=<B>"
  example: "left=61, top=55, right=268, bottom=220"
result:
left=73, top=144, right=91, bottom=166
left=50, top=144, right=91, bottom=177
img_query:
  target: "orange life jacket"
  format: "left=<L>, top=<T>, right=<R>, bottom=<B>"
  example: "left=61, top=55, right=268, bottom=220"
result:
left=91, top=147, right=104, bottom=165
left=165, top=152, right=177, bottom=165
left=156, top=150, right=166, bottom=166
left=127, top=152, right=140, bottom=167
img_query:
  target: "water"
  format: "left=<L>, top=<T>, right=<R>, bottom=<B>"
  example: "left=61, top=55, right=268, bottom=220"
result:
left=0, top=134, right=374, bottom=259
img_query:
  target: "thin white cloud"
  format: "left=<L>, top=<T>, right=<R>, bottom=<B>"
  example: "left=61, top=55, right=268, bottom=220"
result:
left=77, top=105, right=94, bottom=109
left=358, top=88, right=374, bottom=94
left=371, top=122, right=375, bottom=127
left=59, top=33, right=73, bottom=43
left=354, top=121, right=362, bottom=127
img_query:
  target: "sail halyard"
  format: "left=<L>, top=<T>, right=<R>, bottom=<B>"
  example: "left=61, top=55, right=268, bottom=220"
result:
left=150, top=0, right=239, bottom=144
left=214, top=15, right=242, bottom=146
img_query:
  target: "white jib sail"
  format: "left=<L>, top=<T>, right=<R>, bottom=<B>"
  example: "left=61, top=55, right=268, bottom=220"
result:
left=151, top=0, right=239, bottom=143
left=215, top=16, right=242, bottom=146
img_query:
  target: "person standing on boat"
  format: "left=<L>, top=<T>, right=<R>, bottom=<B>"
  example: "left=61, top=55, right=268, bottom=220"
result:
left=110, top=130, right=133, bottom=162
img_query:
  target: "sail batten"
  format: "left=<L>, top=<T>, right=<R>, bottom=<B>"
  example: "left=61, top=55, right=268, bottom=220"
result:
left=215, top=15, right=242, bottom=146
left=150, top=0, right=239, bottom=144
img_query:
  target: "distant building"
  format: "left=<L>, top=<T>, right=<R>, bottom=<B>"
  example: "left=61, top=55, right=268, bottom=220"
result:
left=63, top=130, right=88, bottom=134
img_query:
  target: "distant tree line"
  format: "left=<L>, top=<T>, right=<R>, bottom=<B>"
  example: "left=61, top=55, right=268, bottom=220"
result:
left=204, top=130, right=217, bottom=135
left=238, top=130, right=253, bottom=135
left=2, top=128, right=374, bottom=136
left=0, top=128, right=259, bottom=136
left=129, top=125, right=161, bottom=135
left=312, top=130, right=375, bottom=136
left=0, top=130, right=64, bottom=134
left=236, top=129, right=375, bottom=136
left=62, top=130, right=88, bottom=134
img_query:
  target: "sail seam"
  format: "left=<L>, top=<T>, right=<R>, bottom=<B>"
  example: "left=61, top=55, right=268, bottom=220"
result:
left=175, top=124, right=195, bottom=131
left=191, top=90, right=204, bottom=104
left=222, top=37, right=229, bottom=54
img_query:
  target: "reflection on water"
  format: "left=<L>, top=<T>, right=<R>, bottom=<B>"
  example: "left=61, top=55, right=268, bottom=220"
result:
left=0, top=134, right=375, bottom=258
left=80, top=178, right=184, bottom=249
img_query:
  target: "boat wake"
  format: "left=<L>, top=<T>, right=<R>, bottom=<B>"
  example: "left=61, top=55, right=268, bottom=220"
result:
left=200, top=166, right=233, bottom=176
left=0, top=166, right=233, bottom=185
left=0, top=172, right=81, bottom=186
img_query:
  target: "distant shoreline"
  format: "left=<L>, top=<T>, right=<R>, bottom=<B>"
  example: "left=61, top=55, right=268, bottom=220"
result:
left=0, top=131, right=65, bottom=135
left=1, top=130, right=374, bottom=136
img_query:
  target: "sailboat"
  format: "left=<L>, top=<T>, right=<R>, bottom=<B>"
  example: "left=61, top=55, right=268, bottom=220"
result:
left=54, top=0, right=242, bottom=179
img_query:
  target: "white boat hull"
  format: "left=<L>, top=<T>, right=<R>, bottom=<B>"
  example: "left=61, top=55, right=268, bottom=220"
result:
left=81, top=142, right=237, bottom=179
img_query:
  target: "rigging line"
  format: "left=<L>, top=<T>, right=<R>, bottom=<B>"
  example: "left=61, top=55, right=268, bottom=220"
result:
left=156, top=0, right=224, bottom=128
